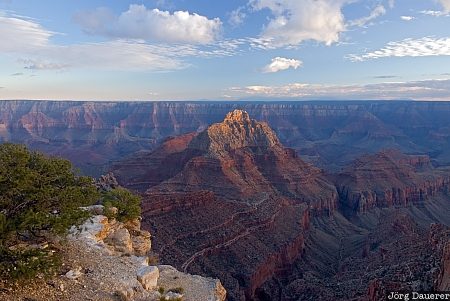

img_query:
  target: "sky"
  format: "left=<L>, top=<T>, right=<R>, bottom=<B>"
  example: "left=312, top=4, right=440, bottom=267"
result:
left=0, top=0, right=450, bottom=101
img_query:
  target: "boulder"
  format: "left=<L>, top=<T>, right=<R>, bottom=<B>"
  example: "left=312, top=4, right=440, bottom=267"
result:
left=105, top=228, right=133, bottom=253
left=132, top=230, right=151, bottom=256
left=117, top=288, right=135, bottom=301
left=137, top=266, right=159, bottom=290
left=158, top=265, right=226, bottom=301
left=69, top=215, right=111, bottom=243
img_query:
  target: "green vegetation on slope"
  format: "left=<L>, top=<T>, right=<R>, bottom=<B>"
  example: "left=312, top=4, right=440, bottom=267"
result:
left=0, top=143, right=141, bottom=281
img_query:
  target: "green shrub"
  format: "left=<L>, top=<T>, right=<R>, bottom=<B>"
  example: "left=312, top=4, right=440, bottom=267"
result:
left=0, top=246, right=61, bottom=280
left=102, top=187, right=141, bottom=222
left=0, top=143, right=99, bottom=281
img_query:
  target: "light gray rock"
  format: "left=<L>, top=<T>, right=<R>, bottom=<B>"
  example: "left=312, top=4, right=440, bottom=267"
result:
left=158, top=265, right=226, bottom=301
left=137, top=266, right=159, bottom=290
left=164, top=291, right=184, bottom=300
left=64, top=267, right=83, bottom=280
left=68, top=215, right=110, bottom=243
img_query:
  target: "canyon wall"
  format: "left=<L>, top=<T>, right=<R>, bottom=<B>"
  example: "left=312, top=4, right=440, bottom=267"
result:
left=2, top=100, right=450, bottom=175
left=336, top=151, right=450, bottom=213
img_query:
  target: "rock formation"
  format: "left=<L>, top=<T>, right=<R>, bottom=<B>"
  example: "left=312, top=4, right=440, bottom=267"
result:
left=336, top=150, right=450, bottom=213
left=112, top=111, right=341, bottom=299
left=0, top=204, right=227, bottom=301
left=115, top=109, right=338, bottom=211
left=68, top=205, right=227, bottom=301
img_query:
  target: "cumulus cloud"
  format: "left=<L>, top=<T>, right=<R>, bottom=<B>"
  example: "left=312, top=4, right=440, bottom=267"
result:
left=348, top=37, right=450, bottom=61
left=74, top=5, right=222, bottom=44
left=250, top=0, right=348, bottom=47
left=262, top=57, right=302, bottom=73
left=228, top=79, right=450, bottom=100
left=348, top=5, right=386, bottom=27
left=400, top=16, right=414, bottom=21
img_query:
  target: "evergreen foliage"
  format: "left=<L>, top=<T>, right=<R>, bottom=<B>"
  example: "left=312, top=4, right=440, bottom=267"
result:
left=0, top=143, right=142, bottom=281
left=103, top=187, right=141, bottom=222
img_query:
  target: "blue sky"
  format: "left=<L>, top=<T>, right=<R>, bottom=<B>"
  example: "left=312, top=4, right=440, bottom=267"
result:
left=1, top=0, right=450, bottom=100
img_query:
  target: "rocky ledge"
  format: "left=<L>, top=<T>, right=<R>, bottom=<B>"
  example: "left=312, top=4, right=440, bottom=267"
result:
left=0, top=205, right=226, bottom=301
left=68, top=205, right=227, bottom=301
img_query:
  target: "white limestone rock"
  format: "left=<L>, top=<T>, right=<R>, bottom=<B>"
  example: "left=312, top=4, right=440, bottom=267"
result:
left=137, top=266, right=159, bottom=290
left=158, top=265, right=226, bottom=301
left=68, top=215, right=111, bottom=244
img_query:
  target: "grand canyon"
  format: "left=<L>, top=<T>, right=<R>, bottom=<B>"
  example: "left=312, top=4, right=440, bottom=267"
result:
left=1, top=100, right=449, bottom=300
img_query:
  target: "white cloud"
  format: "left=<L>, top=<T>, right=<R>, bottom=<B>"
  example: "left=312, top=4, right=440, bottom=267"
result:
left=20, top=59, right=70, bottom=70
left=229, top=6, right=246, bottom=27
left=349, top=37, right=450, bottom=61
left=348, top=5, right=386, bottom=27
left=262, top=57, right=302, bottom=73
left=33, top=41, right=188, bottom=71
left=420, top=10, right=449, bottom=16
left=0, top=12, right=238, bottom=72
left=250, top=0, right=348, bottom=47
left=400, top=16, right=414, bottom=21
left=228, top=79, right=450, bottom=100
left=74, top=5, right=222, bottom=44
left=0, top=15, right=53, bottom=52
left=439, top=0, right=450, bottom=12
